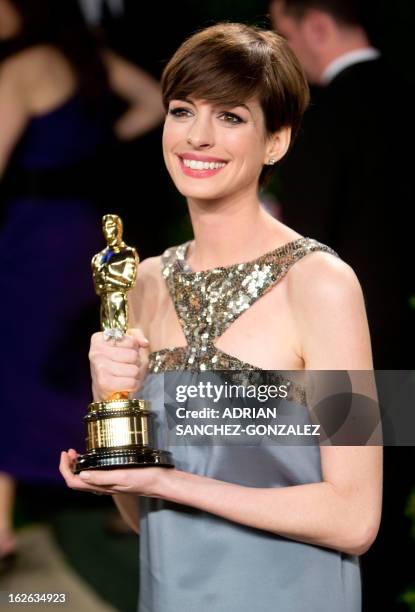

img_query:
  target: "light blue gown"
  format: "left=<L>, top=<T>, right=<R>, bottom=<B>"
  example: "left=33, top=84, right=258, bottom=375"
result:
left=136, top=238, right=361, bottom=612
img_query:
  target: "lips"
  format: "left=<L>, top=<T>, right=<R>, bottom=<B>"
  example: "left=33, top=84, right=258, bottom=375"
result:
left=177, top=153, right=228, bottom=178
left=179, top=152, right=228, bottom=163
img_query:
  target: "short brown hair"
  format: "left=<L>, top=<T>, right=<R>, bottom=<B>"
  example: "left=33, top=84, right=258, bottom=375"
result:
left=161, top=22, right=310, bottom=187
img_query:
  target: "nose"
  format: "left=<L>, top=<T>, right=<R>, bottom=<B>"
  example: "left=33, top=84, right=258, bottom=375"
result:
left=186, top=111, right=214, bottom=149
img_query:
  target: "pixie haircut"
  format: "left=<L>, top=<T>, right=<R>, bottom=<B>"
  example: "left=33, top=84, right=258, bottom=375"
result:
left=161, top=23, right=310, bottom=187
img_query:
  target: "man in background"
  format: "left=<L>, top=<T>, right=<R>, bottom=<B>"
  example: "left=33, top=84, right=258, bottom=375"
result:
left=270, top=0, right=413, bottom=371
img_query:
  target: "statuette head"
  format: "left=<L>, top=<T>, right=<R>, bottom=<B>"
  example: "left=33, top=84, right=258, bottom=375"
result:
left=102, top=214, right=123, bottom=248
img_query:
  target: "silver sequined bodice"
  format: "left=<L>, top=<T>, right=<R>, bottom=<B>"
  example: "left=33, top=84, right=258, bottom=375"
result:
left=148, top=237, right=338, bottom=373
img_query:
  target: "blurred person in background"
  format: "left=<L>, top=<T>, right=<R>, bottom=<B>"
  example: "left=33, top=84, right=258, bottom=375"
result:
left=0, top=0, right=163, bottom=570
left=270, top=1, right=415, bottom=609
left=270, top=0, right=414, bottom=371
left=80, top=0, right=210, bottom=255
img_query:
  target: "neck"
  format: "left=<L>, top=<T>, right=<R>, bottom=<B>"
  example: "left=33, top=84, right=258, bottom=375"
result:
left=318, top=27, right=371, bottom=83
left=186, top=187, right=285, bottom=271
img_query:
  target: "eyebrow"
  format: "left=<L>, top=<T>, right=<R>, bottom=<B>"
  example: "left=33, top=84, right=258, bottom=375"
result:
left=237, top=103, right=253, bottom=116
left=172, top=97, right=253, bottom=115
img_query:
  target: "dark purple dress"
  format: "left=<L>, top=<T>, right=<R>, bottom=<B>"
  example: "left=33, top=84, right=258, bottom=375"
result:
left=0, top=93, right=109, bottom=483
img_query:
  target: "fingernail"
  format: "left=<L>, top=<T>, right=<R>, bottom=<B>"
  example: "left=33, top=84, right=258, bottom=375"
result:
left=79, top=471, right=90, bottom=479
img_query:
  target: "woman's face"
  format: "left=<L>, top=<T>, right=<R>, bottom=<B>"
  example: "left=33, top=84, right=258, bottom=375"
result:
left=0, top=0, right=21, bottom=39
left=162, top=96, right=273, bottom=203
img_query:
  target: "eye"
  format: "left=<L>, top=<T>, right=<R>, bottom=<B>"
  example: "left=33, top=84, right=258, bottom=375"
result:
left=168, top=107, right=193, bottom=119
left=219, top=112, right=244, bottom=125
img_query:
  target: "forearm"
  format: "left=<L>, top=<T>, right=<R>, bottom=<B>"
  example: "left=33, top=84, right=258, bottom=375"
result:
left=159, top=470, right=370, bottom=556
left=112, top=493, right=140, bottom=534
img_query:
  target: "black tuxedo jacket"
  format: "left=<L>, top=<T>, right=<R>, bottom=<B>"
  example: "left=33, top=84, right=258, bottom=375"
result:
left=278, top=58, right=414, bottom=368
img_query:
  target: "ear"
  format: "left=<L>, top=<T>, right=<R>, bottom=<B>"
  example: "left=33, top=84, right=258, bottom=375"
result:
left=264, top=126, right=292, bottom=165
left=302, top=9, right=335, bottom=47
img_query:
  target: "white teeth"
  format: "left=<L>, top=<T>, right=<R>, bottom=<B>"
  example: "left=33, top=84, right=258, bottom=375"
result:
left=182, top=159, right=226, bottom=170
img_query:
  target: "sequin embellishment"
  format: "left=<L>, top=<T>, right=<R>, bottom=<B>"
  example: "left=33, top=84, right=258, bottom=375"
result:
left=148, top=237, right=338, bottom=403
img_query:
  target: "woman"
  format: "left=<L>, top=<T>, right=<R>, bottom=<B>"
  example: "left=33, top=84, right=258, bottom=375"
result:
left=0, top=0, right=164, bottom=569
left=61, top=23, right=382, bottom=611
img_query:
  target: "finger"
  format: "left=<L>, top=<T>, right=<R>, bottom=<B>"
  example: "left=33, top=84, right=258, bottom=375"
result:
left=111, top=331, right=149, bottom=350
left=107, top=348, right=141, bottom=365
left=79, top=469, right=126, bottom=488
left=91, top=331, right=141, bottom=351
left=59, top=453, right=115, bottom=494
left=91, top=361, right=140, bottom=393
left=86, top=484, right=118, bottom=495
left=59, top=452, right=85, bottom=485
left=102, top=376, right=140, bottom=393
left=59, top=451, right=76, bottom=481
left=110, top=362, right=140, bottom=378
left=127, top=328, right=150, bottom=348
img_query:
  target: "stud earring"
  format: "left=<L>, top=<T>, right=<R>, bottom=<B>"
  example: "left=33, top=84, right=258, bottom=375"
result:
left=267, top=158, right=276, bottom=165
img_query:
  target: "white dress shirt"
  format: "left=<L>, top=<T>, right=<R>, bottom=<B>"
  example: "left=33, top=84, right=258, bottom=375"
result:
left=79, top=0, right=124, bottom=26
left=321, top=47, right=381, bottom=85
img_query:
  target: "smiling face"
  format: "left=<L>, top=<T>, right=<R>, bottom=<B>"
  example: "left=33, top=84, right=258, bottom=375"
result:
left=162, top=97, right=276, bottom=203
left=161, top=24, right=309, bottom=198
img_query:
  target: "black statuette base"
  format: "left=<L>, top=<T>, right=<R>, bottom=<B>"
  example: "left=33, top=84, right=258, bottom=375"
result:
left=74, top=446, right=174, bottom=473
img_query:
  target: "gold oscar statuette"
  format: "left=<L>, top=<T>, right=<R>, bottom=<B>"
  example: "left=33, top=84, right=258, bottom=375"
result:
left=75, top=214, right=174, bottom=472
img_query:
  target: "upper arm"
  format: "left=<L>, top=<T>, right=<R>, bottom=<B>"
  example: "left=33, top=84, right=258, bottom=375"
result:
left=128, top=256, right=162, bottom=383
left=290, top=251, right=373, bottom=370
left=102, top=50, right=163, bottom=110
left=289, top=253, right=382, bottom=550
left=128, top=256, right=162, bottom=338
left=0, top=60, right=30, bottom=175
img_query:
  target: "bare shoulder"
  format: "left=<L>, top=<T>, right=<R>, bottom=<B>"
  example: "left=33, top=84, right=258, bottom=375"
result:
left=1, top=45, right=67, bottom=79
left=287, top=250, right=364, bottom=311
left=286, top=250, right=372, bottom=369
left=0, top=45, right=76, bottom=109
